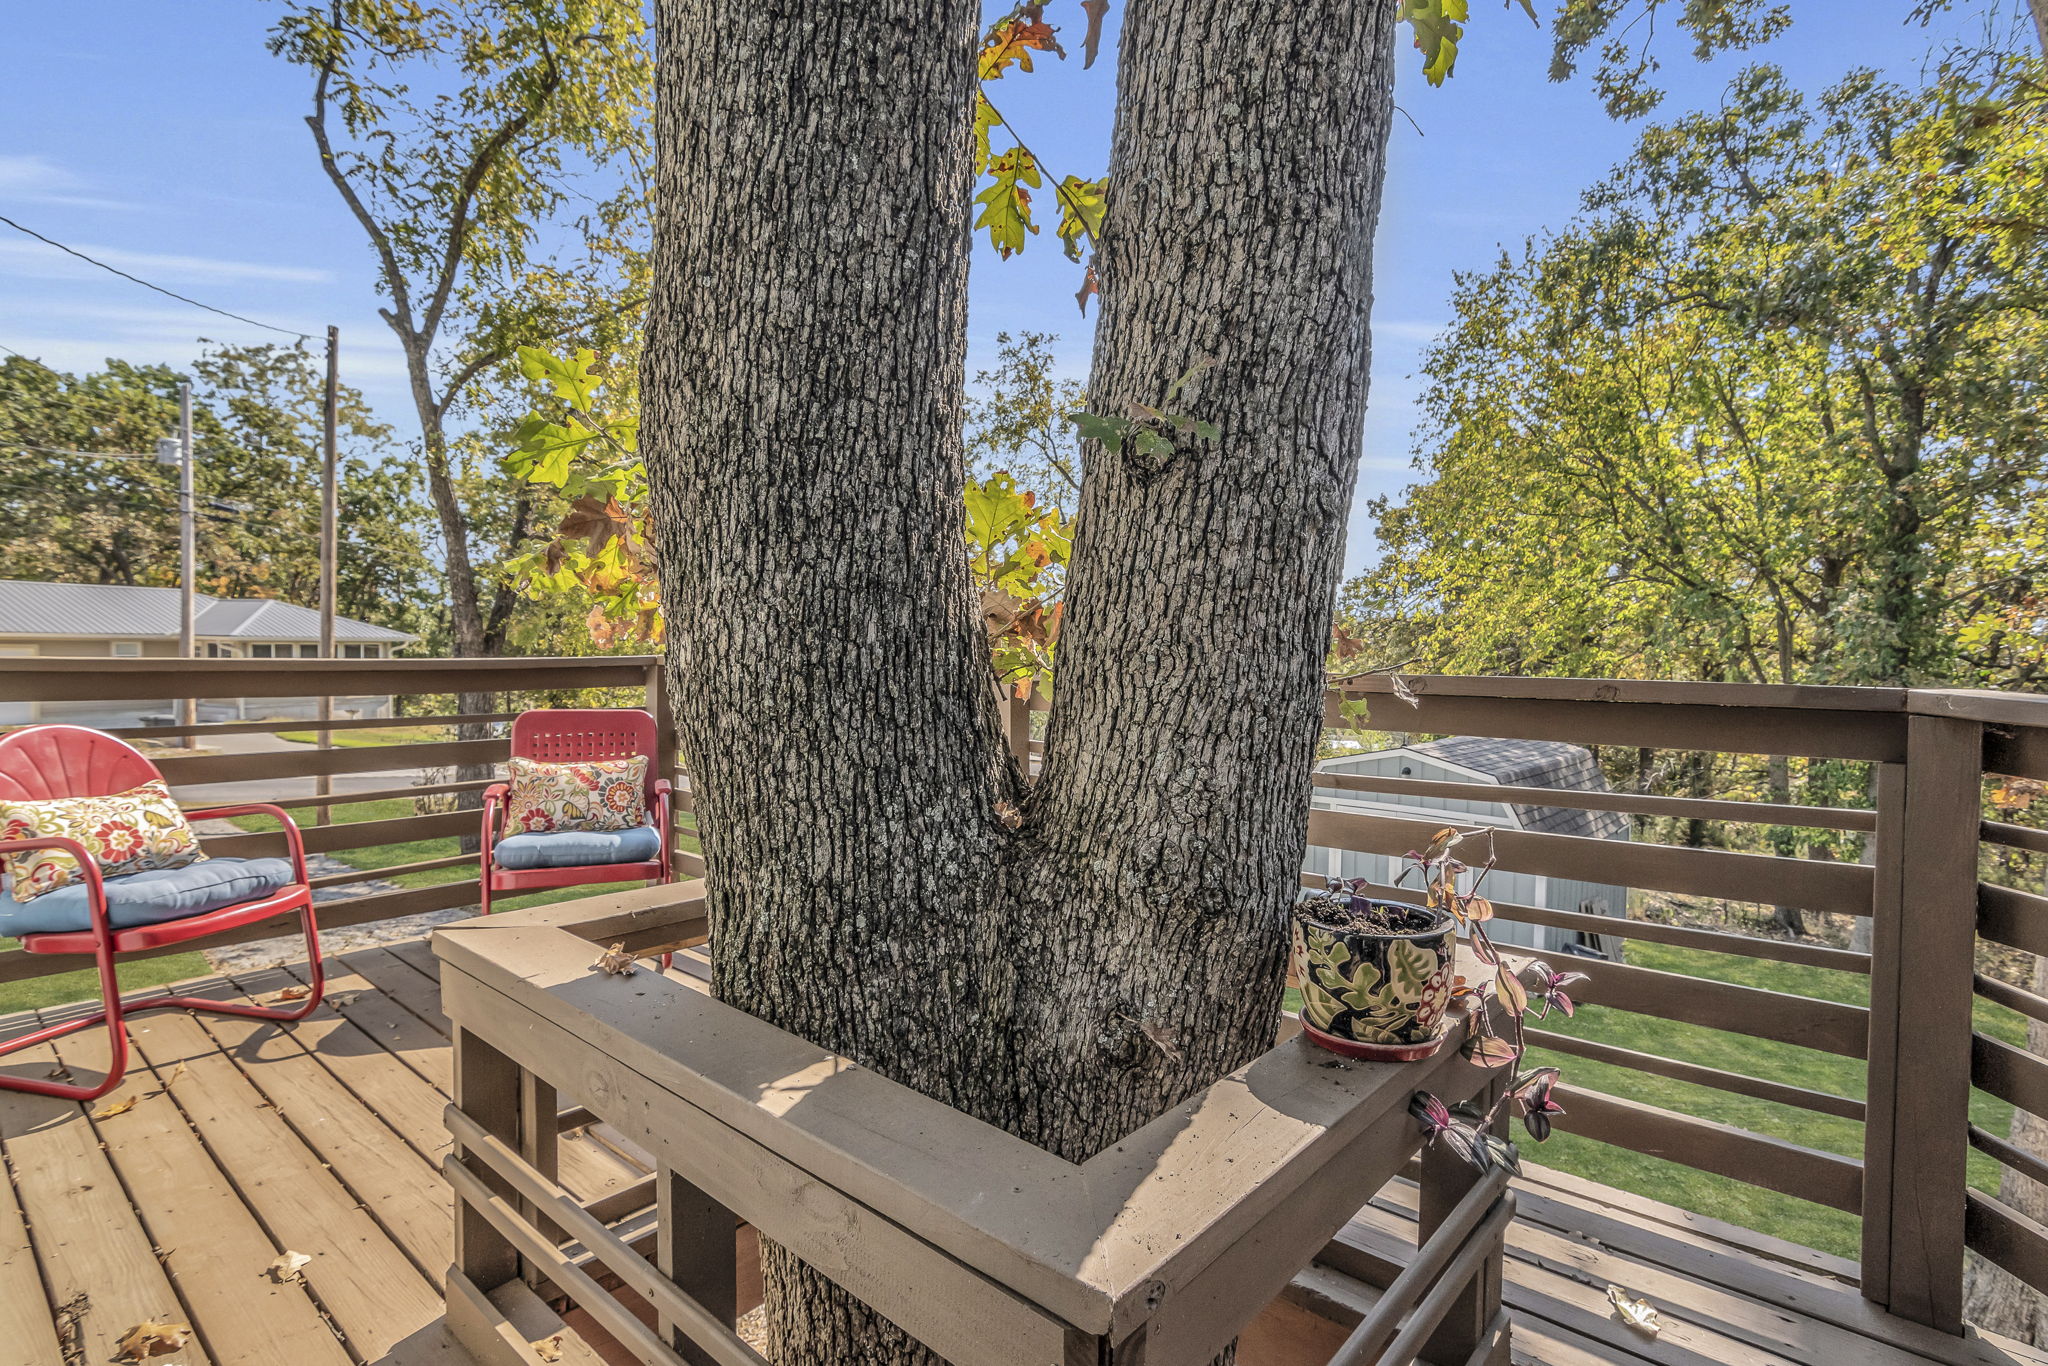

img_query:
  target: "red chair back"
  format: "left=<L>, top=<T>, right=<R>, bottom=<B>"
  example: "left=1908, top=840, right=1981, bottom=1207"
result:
left=0, top=725, right=164, bottom=803
left=509, top=709, right=661, bottom=800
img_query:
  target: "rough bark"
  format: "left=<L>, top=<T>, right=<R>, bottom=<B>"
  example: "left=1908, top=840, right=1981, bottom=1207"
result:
left=643, top=0, right=1398, bottom=1357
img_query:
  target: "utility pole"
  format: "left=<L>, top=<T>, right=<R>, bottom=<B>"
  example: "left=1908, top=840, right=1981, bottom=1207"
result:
left=316, top=327, right=340, bottom=825
left=178, top=380, right=197, bottom=746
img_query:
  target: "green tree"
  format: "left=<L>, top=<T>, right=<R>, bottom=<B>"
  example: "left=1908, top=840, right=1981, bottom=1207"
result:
left=963, top=330, right=1086, bottom=512
left=268, top=0, right=652, bottom=672
left=1353, top=59, right=2048, bottom=693
left=0, top=344, right=439, bottom=636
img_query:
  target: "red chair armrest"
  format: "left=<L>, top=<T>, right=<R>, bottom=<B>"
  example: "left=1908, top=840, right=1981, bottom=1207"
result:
left=180, top=803, right=309, bottom=886
left=481, top=785, right=508, bottom=867
left=0, top=835, right=112, bottom=938
left=484, top=782, right=510, bottom=801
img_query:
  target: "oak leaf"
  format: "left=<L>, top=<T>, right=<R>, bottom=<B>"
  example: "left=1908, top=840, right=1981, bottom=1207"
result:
left=1606, top=1285, right=1661, bottom=1335
left=115, top=1320, right=192, bottom=1361
left=93, top=1096, right=139, bottom=1119
left=1054, top=176, right=1106, bottom=262
left=531, top=1334, right=565, bottom=1363
left=1079, top=0, right=1110, bottom=67
left=270, top=985, right=312, bottom=1004
left=978, top=10, right=1063, bottom=80
left=593, top=943, right=637, bottom=976
left=266, top=1250, right=312, bottom=1284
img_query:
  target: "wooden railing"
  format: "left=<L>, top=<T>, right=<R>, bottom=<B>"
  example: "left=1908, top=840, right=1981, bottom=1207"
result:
left=7, top=655, right=2048, bottom=1344
left=0, top=655, right=691, bottom=984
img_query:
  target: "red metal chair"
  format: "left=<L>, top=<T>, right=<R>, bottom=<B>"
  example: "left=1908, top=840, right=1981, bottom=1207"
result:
left=0, top=725, right=323, bottom=1101
left=479, top=709, right=675, bottom=918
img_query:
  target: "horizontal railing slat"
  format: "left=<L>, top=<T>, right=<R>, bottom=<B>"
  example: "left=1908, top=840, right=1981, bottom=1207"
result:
left=1306, top=808, right=1873, bottom=917
left=1523, top=1028, right=1866, bottom=1120
left=1969, top=1124, right=2048, bottom=1194
left=102, top=712, right=506, bottom=741
left=1553, top=1085, right=1863, bottom=1212
left=1978, top=883, right=2048, bottom=959
left=1298, top=872, right=1870, bottom=974
left=1974, top=973, right=2048, bottom=1029
left=0, top=654, right=657, bottom=703
left=1966, top=1191, right=2048, bottom=1298
left=161, top=738, right=506, bottom=786
left=1972, top=1034, right=2048, bottom=1118
left=1315, top=770, right=1877, bottom=832
left=1559, top=955, right=1869, bottom=1058
left=1324, top=682, right=1905, bottom=761
left=200, top=809, right=476, bottom=860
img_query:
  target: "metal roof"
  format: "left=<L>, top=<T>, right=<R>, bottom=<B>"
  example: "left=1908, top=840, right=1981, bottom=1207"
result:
left=1402, top=736, right=1629, bottom=841
left=0, top=579, right=415, bottom=643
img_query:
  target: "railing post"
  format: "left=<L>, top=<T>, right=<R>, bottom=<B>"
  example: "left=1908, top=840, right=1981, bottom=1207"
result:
left=1862, top=714, right=1982, bottom=1334
left=656, top=1163, right=737, bottom=1366
left=517, top=1069, right=560, bottom=1287
left=1416, top=1082, right=1509, bottom=1365
left=452, top=1026, right=523, bottom=1292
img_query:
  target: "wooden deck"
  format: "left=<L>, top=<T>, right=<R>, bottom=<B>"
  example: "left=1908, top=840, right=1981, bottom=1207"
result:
left=3, top=930, right=2045, bottom=1366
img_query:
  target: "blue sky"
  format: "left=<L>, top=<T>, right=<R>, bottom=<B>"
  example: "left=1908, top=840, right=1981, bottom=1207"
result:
left=0, top=3, right=2001, bottom=574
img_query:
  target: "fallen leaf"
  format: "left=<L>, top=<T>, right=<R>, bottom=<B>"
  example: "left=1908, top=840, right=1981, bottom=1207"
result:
left=325, top=991, right=362, bottom=1009
left=92, top=1096, right=139, bottom=1119
left=531, top=1334, right=564, bottom=1363
left=270, top=985, right=312, bottom=1004
left=266, top=1250, right=312, bottom=1284
left=115, top=1319, right=192, bottom=1361
left=1606, top=1285, right=1661, bottom=1335
left=45, top=1063, right=71, bottom=1081
left=593, top=943, right=636, bottom=976
left=158, top=1061, right=188, bottom=1091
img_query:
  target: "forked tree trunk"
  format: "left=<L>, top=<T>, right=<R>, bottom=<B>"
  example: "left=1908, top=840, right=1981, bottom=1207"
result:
left=642, top=0, right=1398, bottom=1359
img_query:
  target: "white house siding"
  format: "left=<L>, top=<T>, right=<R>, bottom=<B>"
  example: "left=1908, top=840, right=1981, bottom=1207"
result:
left=1306, top=747, right=1632, bottom=960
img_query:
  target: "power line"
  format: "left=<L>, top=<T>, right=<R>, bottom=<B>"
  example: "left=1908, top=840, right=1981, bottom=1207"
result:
left=0, top=214, right=312, bottom=341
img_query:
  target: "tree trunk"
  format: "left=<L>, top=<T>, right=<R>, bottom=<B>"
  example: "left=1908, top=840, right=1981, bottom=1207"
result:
left=1964, top=951, right=2048, bottom=1343
left=643, top=0, right=1398, bottom=1357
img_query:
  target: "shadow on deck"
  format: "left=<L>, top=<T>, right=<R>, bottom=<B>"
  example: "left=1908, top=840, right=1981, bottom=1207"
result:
left=0, top=930, right=2041, bottom=1366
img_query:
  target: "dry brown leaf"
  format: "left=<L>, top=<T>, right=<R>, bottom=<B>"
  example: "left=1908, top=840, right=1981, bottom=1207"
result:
left=531, top=1333, right=564, bottom=1363
left=158, top=1061, right=188, bottom=1091
left=593, top=943, right=636, bottom=976
left=92, top=1096, right=139, bottom=1119
left=265, top=1250, right=311, bottom=1284
left=1136, top=1017, right=1184, bottom=1065
left=45, top=1062, right=71, bottom=1080
left=325, top=991, right=362, bottom=1009
left=1606, top=1284, right=1661, bottom=1335
left=115, top=1318, right=192, bottom=1361
left=1079, top=0, right=1110, bottom=66
left=269, top=985, right=312, bottom=1004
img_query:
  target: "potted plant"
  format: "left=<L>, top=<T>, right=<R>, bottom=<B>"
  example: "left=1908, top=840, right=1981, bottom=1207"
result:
left=1291, top=885, right=1458, bottom=1061
left=1295, top=825, right=1588, bottom=1174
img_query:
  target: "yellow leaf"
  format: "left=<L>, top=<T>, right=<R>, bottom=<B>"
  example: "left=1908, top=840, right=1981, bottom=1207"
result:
left=266, top=1250, right=312, bottom=1284
left=531, top=1334, right=565, bottom=1363
left=115, top=1319, right=192, bottom=1361
left=593, top=943, right=637, bottom=977
left=1495, top=963, right=1529, bottom=1015
left=93, top=1096, right=139, bottom=1119
left=1606, top=1285, right=1661, bottom=1335
left=269, top=985, right=312, bottom=1004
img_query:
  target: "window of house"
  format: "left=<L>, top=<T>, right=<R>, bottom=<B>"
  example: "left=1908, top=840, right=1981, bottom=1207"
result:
left=250, top=644, right=273, bottom=658
left=300, top=644, right=319, bottom=658
left=110, top=641, right=141, bottom=658
left=343, top=644, right=376, bottom=659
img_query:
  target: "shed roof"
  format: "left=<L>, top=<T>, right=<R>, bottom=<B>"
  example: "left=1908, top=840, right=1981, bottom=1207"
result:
left=1321, top=735, right=1629, bottom=841
left=0, top=580, right=414, bottom=644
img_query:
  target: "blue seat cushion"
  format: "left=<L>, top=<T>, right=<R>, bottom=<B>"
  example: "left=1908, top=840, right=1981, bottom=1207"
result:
left=0, top=857, right=297, bottom=937
left=494, top=824, right=662, bottom=872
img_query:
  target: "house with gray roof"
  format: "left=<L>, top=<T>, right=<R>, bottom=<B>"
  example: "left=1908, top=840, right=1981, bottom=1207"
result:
left=0, top=579, right=416, bottom=728
left=1306, top=736, right=1631, bottom=960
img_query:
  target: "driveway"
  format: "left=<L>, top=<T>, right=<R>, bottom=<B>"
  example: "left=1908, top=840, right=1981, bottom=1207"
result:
left=167, top=730, right=444, bottom=806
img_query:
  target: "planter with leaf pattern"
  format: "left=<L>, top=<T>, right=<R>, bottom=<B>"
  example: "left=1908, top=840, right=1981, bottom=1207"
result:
left=1290, top=891, right=1457, bottom=1062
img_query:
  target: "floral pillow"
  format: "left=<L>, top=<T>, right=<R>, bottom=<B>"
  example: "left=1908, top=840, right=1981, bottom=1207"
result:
left=0, top=779, right=209, bottom=904
left=502, top=755, right=648, bottom=835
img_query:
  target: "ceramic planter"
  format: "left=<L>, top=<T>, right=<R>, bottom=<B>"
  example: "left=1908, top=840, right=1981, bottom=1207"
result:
left=1290, top=894, right=1457, bottom=1061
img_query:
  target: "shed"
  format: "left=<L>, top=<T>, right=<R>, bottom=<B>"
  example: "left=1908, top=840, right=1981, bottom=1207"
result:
left=1306, top=736, right=1631, bottom=960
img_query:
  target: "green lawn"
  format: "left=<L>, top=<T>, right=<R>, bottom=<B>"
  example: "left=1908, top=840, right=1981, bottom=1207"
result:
left=274, top=725, right=453, bottom=747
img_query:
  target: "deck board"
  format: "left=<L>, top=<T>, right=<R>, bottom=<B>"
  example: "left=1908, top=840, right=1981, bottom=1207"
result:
left=2, top=935, right=2044, bottom=1365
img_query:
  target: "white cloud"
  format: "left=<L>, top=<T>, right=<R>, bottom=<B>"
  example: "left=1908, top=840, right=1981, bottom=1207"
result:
left=0, top=153, right=143, bottom=212
left=0, top=236, right=331, bottom=286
